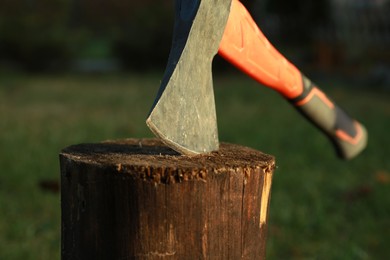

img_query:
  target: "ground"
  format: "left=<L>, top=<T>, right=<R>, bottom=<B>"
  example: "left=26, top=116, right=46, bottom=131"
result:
left=0, top=72, right=389, bottom=259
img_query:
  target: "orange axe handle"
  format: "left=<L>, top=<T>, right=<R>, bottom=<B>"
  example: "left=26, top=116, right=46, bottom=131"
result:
left=218, top=0, right=367, bottom=159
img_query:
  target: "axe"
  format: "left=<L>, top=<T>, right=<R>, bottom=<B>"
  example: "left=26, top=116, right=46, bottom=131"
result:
left=146, top=0, right=367, bottom=160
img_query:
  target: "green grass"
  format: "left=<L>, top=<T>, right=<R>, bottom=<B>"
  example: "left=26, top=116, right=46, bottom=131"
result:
left=0, top=72, right=389, bottom=259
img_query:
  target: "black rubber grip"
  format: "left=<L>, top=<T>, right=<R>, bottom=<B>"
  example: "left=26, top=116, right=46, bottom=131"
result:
left=289, top=75, right=367, bottom=160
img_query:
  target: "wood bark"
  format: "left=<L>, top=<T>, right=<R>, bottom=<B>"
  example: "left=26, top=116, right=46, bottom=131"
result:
left=60, top=138, right=275, bottom=259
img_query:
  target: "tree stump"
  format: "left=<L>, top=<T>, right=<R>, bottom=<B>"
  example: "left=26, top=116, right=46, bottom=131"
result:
left=60, top=138, right=275, bottom=259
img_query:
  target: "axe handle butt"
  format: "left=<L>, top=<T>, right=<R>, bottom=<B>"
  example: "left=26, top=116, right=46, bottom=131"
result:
left=289, top=76, right=367, bottom=160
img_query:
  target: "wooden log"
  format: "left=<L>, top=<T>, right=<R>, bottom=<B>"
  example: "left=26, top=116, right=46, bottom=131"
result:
left=60, top=138, right=275, bottom=259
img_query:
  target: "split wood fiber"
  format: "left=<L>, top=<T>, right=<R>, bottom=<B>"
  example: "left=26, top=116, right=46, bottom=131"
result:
left=60, top=138, right=275, bottom=259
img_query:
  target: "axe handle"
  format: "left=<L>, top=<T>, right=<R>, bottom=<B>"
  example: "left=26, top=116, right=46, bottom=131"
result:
left=218, top=0, right=367, bottom=159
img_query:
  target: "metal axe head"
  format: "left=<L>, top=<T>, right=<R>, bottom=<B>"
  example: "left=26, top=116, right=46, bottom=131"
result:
left=146, top=0, right=232, bottom=155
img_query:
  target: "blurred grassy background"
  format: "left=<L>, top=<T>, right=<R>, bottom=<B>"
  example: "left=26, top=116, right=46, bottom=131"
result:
left=0, top=71, right=389, bottom=259
left=1, top=0, right=389, bottom=259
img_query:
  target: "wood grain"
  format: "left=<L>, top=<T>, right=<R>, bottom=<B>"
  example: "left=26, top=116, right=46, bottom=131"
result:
left=60, top=138, right=275, bottom=259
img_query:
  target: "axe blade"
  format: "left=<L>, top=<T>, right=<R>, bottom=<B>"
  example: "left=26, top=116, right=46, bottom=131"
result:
left=146, top=0, right=232, bottom=155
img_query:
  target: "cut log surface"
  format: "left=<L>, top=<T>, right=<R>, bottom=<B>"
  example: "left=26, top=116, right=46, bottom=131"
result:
left=60, top=138, right=275, bottom=260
